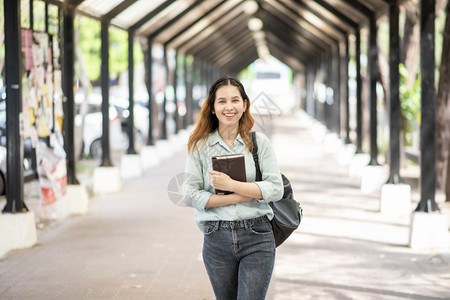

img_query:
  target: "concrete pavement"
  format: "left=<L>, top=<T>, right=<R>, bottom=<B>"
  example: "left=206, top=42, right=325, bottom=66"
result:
left=0, top=111, right=449, bottom=299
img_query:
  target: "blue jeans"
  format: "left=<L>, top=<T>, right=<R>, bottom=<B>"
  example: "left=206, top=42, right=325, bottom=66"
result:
left=202, top=216, right=276, bottom=300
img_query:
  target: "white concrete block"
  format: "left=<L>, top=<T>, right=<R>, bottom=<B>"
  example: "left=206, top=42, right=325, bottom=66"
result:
left=155, top=140, right=175, bottom=161
left=93, top=167, right=122, bottom=194
left=52, top=185, right=89, bottom=219
left=409, top=212, right=449, bottom=249
left=0, top=211, right=37, bottom=258
left=348, top=153, right=370, bottom=178
left=361, top=165, right=388, bottom=194
left=311, top=122, right=327, bottom=142
left=120, top=154, right=143, bottom=179
left=323, top=133, right=343, bottom=154
left=336, top=143, right=356, bottom=166
left=140, top=146, right=160, bottom=169
left=380, top=184, right=412, bottom=215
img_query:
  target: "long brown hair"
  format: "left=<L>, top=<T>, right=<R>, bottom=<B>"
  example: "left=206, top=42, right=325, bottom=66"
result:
left=187, top=77, right=254, bottom=154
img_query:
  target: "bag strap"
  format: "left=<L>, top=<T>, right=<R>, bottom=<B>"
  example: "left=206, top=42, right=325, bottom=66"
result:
left=250, top=132, right=262, bottom=181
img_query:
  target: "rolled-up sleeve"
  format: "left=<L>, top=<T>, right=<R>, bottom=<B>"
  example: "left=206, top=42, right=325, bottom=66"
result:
left=183, top=149, right=211, bottom=210
left=254, top=133, right=283, bottom=203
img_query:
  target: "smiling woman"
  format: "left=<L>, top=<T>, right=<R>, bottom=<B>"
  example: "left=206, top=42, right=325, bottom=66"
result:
left=183, top=76, right=283, bottom=300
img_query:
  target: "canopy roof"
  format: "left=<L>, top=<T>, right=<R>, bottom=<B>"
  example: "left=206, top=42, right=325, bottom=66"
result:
left=49, top=0, right=402, bottom=73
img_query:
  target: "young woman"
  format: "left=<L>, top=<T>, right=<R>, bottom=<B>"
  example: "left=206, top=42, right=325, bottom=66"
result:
left=183, top=76, right=283, bottom=300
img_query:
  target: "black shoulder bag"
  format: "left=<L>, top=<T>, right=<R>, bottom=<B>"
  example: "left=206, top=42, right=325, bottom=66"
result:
left=250, top=132, right=302, bottom=247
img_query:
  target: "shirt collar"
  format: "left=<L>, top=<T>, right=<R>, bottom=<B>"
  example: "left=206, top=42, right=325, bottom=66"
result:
left=209, top=130, right=245, bottom=147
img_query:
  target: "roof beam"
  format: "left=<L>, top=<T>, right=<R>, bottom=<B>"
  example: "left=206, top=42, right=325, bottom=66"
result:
left=270, top=46, right=305, bottom=72
left=164, top=0, right=228, bottom=46
left=264, top=0, right=337, bottom=47
left=185, top=13, right=249, bottom=57
left=342, top=0, right=374, bottom=17
left=176, top=6, right=246, bottom=53
left=103, top=0, right=138, bottom=20
left=67, top=0, right=84, bottom=8
left=129, top=0, right=176, bottom=31
left=311, top=0, right=359, bottom=28
left=289, top=0, right=348, bottom=37
left=147, top=0, right=205, bottom=40
left=260, top=3, right=330, bottom=52
left=262, top=20, right=316, bottom=60
left=220, top=47, right=258, bottom=74
left=265, top=31, right=312, bottom=63
left=193, top=28, right=252, bottom=66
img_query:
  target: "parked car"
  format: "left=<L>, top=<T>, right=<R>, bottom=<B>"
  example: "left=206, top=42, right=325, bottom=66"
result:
left=0, top=124, right=36, bottom=195
left=111, top=95, right=149, bottom=151
left=74, top=99, right=125, bottom=159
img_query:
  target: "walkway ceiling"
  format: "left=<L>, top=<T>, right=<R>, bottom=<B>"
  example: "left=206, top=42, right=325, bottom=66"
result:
left=50, top=0, right=396, bottom=74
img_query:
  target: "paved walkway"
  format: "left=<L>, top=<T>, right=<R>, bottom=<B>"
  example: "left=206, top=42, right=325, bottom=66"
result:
left=1, top=112, right=449, bottom=299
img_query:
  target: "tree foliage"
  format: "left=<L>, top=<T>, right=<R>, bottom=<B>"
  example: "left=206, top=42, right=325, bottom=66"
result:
left=77, top=17, right=143, bottom=83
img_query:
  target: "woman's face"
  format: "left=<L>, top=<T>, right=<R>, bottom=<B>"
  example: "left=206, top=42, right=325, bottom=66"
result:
left=213, top=85, right=247, bottom=132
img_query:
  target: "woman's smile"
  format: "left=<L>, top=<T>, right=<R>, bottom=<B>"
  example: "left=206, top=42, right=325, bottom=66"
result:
left=213, top=85, right=247, bottom=129
left=223, top=112, right=236, bottom=119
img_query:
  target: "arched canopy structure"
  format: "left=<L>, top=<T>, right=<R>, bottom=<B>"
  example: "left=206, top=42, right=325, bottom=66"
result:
left=3, top=0, right=443, bottom=218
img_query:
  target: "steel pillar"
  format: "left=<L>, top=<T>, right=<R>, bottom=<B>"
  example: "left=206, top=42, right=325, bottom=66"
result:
left=416, top=0, right=439, bottom=212
left=62, top=8, right=78, bottom=185
left=161, top=46, right=169, bottom=140
left=185, top=56, right=194, bottom=127
left=344, top=35, right=351, bottom=143
left=3, top=0, right=25, bottom=213
left=127, top=30, right=136, bottom=154
left=387, top=2, right=401, bottom=184
left=173, top=52, right=179, bottom=134
left=355, top=28, right=363, bottom=153
left=146, top=39, right=154, bottom=146
left=101, top=21, right=113, bottom=167
left=368, top=16, right=379, bottom=165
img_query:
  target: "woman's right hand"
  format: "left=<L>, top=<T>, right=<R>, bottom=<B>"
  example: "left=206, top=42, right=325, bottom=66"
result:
left=229, top=193, right=253, bottom=204
left=206, top=193, right=253, bottom=208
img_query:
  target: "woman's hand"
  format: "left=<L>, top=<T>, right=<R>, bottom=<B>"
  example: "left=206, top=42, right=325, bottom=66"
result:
left=208, top=170, right=233, bottom=192
left=205, top=192, right=253, bottom=208
left=208, top=170, right=263, bottom=200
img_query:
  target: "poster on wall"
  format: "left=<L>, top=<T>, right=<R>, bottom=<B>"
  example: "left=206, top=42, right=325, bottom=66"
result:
left=21, top=29, right=56, bottom=141
left=21, top=28, right=66, bottom=205
left=36, top=138, right=67, bottom=206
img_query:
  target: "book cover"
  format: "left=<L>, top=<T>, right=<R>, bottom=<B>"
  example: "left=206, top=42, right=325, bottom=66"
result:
left=211, top=154, right=247, bottom=195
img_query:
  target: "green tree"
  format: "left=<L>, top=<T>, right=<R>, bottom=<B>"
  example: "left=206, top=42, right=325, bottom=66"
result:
left=77, top=17, right=101, bottom=82
left=77, top=17, right=143, bottom=84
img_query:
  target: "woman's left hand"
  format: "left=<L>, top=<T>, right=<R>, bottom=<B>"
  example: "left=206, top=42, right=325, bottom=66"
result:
left=208, top=170, right=234, bottom=191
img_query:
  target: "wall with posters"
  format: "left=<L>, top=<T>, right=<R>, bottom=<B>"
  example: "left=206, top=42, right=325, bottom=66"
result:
left=21, top=28, right=66, bottom=206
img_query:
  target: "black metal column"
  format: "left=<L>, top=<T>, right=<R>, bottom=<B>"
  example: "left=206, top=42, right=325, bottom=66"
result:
left=306, top=64, right=315, bottom=118
left=127, top=30, right=136, bottom=154
left=416, top=0, right=439, bottom=212
left=3, top=0, right=25, bottom=213
left=185, top=56, right=193, bottom=126
left=303, top=65, right=309, bottom=113
left=333, top=46, right=341, bottom=135
left=355, top=28, right=363, bottom=153
left=161, top=46, right=169, bottom=140
left=100, top=21, right=113, bottom=167
left=369, top=16, right=378, bottom=165
left=326, top=55, right=333, bottom=130
left=62, top=8, right=78, bottom=185
left=173, top=52, right=179, bottom=134
left=146, top=39, right=154, bottom=146
left=387, top=2, right=401, bottom=184
left=344, top=35, right=351, bottom=143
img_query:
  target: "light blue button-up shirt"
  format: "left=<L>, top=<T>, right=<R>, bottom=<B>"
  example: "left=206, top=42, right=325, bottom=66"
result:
left=183, top=130, right=283, bottom=231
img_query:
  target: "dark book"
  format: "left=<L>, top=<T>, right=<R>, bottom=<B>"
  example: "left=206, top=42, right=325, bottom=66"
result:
left=211, top=154, right=247, bottom=195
